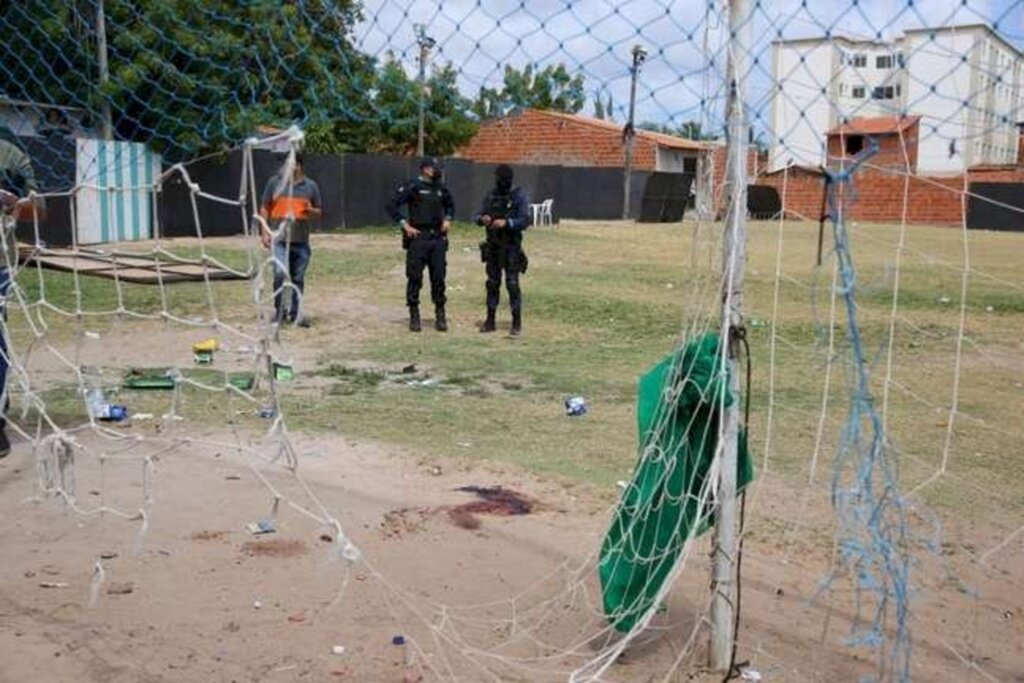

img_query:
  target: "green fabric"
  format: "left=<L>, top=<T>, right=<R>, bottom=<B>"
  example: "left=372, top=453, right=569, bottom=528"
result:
left=598, top=333, right=754, bottom=632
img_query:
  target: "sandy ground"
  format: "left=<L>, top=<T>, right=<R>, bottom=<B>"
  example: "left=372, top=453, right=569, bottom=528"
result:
left=1, top=423, right=1021, bottom=683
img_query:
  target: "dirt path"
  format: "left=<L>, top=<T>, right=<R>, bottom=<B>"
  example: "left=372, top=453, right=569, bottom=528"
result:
left=0, top=424, right=1020, bottom=682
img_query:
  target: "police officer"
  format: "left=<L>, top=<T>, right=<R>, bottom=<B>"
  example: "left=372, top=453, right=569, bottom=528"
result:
left=0, top=137, right=44, bottom=457
left=387, top=157, right=455, bottom=332
left=474, top=164, right=531, bottom=335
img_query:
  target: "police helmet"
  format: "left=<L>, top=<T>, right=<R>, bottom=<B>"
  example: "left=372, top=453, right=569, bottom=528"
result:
left=418, top=156, right=442, bottom=171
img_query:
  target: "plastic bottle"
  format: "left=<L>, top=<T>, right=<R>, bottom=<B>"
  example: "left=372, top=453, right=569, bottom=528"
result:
left=85, top=382, right=128, bottom=422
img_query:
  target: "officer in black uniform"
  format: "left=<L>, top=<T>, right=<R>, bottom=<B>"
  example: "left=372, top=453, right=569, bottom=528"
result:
left=473, top=164, right=531, bottom=336
left=386, top=157, right=455, bottom=332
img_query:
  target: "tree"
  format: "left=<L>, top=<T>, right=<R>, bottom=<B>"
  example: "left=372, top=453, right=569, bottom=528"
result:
left=678, top=120, right=705, bottom=140
left=473, top=63, right=585, bottom=119
left=310, top=54, right=477, bottom=156
left=2, top=1, right=375, bottom=159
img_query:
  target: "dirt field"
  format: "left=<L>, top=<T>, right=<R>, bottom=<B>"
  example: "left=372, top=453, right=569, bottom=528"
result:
left=1, top=220, right=1022, bottom=682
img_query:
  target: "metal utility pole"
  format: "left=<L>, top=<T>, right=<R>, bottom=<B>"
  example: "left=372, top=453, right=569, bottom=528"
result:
left=709, top=0, right=750, bottom=674
left=415, top=24, right=435, bottom=157
left=96, top=0, right=113, bottom=140
left=622, top=44, right=646, bottom=220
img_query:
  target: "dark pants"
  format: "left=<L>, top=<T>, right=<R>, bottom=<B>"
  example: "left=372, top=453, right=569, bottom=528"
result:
left=406, top=234, right=447, bottom=308
left=485, top=242, right=522, bottom=313
left=0, top=267, right=10, bottom=429
left=273, top=241, right=312, bottom=323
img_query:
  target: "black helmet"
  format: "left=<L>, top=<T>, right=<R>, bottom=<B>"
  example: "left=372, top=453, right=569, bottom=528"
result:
left=495, top=164, right=514, bottom=182
left=418, top=156, right=442, bottom=171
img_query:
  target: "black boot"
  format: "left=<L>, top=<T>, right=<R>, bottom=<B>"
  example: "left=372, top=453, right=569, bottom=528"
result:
left=409, top=306, right=421, bottom=332
left=434, top=306, right=448, bottom=332
left=510, top=310, right=522, bottom=336
left=480, top=308, right=496, bottom=333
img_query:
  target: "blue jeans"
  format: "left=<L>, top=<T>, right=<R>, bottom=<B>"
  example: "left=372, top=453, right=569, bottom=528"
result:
left=0, top=267, right=10, bottom=428
left=272, top=241, right=311, bottom=323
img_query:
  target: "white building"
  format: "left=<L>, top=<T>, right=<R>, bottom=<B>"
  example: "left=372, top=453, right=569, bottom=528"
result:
left=768, top=24, right=1024, bottom=175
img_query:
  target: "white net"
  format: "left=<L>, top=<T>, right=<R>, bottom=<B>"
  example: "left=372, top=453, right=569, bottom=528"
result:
left=1, top=2, right=1023, bottom=682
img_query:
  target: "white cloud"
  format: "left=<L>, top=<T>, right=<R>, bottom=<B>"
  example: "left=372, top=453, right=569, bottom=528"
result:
left=353, top=0, right=1021, bottom=130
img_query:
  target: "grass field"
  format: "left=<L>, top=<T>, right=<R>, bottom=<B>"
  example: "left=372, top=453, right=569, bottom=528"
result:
left=6, top=217, right=1024, bottom=681
left=13, top=217, right=1024, bottom=523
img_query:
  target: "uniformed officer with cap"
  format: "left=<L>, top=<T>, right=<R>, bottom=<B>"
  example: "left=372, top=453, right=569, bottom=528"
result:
left=473, top=164, right=531, bottom=335
left=386, top=157, right=455, bottom=332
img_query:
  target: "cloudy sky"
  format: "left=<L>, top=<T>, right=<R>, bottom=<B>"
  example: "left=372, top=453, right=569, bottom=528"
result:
left=353, top=0, right=1022, bottom=132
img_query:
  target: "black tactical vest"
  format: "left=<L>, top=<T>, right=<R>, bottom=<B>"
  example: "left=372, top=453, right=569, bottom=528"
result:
left=486, top=189, right=521, bottom=245
left=408, top=179, right=445, bottom=228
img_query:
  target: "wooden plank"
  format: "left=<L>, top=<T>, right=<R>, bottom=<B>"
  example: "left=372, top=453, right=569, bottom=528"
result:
left=17, top=246, right=249, bottom=285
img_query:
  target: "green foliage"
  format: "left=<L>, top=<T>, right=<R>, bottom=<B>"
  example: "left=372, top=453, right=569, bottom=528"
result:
left=473, top=63, right=586, bottom=119
left=3, top=1, right=374, bottom=159
left=307, top=55, right=478, bottom=156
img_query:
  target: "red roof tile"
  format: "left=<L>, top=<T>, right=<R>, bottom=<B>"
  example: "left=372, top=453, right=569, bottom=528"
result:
left=525, top=109, right=707, bottom=151
left=827, top=115, right=921, bottom=136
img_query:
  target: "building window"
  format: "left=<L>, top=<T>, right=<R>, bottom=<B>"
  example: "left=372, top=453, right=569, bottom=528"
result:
left=852, top=85, right=866, bottom=99
left=853, top=53, right=867, bottom=67
left=844, top=135, right=865, bottom=156
left=877, top=55, right=894, bottom=69
left=896, top=52, right=905, bottom=68
left=871, top=85, right=895, bottom=100
left=895, top=83, right=901, bottom=97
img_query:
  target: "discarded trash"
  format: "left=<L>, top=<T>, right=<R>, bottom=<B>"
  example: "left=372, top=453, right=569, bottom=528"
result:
left=288, top=613, right=306, bottom=623
left=406, top=378, right=440, bottom=388
left=88, top=388, right=128, bottom=422
left=245, top=520, right=276, bottom=535
left=740, top=669, right=763, bottom=682
left=193, top=338, right=219, bottom=353
left=616, top=480, right=629, bottom=490
left=253, top=600, right=262, bottom=610
left=39, top=582, right=69, bottom=589
left=748, top=318, right=768, bottom=328
left=428, top=465, right=443, bottom=476
left=85, top=331, right=100, bottom=339
left=273, top=362, right=295, bottom=382
left=331, top=645, right=346, bottom=656
left=99, top=551, right=118, bottom=560
left=564, top=396, right=587, bottom=417
left=986, top=305, right=995, bottom=312
left=224, top=474, right=242, bottom=481
left=106, top=581, right=134, bottom=595
left=193, top=350, right=214, bottom=365
left=401, top=364, right=417, bottom=374
left=258, top=406, right=277, bottom=419
left=938, top=296, right=951, bottom=304
left=392, top=635, right=406, bottom=646
left=133, top=413, right=154, bottom=420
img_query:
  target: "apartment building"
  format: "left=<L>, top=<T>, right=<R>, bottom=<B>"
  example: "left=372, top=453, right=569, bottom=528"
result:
left=768, top=24, right=1024, bottom=175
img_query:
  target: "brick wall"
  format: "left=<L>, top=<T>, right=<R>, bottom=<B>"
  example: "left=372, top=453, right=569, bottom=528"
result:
left=755, top=165, right=1024, bottom=225
left=706, top=145, right=769, bottom=216
left=826, top=121, right=919, bottom=174
left=458, top=109, right=659, bottom=170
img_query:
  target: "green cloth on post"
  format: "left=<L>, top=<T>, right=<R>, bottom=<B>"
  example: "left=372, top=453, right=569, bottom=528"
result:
left=598, top=333, right=754, bottom=632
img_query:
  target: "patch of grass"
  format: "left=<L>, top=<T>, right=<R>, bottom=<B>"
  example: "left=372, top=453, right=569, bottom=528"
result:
left=10, top=220, right=1024, bottom=525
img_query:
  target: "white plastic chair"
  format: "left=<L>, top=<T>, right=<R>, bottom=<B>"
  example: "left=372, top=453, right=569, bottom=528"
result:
left=536, top=198, right=554, bottom=227
left=529, top=202, right=543, bottom=226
